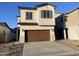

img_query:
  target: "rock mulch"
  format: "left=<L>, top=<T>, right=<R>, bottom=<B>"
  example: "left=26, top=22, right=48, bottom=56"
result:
left=0, top=42, right=24, bottom=56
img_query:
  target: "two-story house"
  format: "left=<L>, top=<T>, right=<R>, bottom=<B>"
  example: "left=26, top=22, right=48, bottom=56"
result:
left=55, top=13, right=68, bottom=40
left=55, top=7, right=79, bottom=40
left=67, top=7, right=79, bottom=40
left=18, top=3, right=79, bottom=43
left=17, top=3, right=56, bottom=43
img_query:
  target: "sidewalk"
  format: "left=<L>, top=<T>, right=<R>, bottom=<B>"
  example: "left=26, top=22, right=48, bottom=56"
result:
left=42, top=51, right=79, bottom=56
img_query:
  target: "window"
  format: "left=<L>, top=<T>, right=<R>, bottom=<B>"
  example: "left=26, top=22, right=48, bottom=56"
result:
left=26, top=12, right=32, bottom=20
left=41, top=10, right=52, bottom=18
left=61, top=17, right=63, bottom=22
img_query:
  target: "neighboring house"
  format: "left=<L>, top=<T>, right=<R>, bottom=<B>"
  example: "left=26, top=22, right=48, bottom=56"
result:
left=17, top=3, right=79, bottom=43
left=67, top=7, right=79, bottom=40
left=0, top=22, right=16, bottom=43
left=55, top=13, right=67, bottom=40
left=17, top=3, right=56, bottom=42
left=14, top=27, right=19, bottom=41
left=10, top=28, right=17, bottom=41
left=55, top=7, right=79, bottom=40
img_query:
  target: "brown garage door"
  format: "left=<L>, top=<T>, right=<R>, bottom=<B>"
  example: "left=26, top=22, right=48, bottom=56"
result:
left=25, top=30, right=50, bottom=42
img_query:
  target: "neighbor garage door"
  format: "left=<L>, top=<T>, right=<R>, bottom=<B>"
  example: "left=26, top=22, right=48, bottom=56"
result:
left=25, top=30, right=50, bottom=42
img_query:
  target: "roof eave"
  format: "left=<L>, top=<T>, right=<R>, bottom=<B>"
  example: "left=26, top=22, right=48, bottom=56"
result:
left=67, top=7, right=79, bottom=14
left=18, top=6, right=37, bottom=10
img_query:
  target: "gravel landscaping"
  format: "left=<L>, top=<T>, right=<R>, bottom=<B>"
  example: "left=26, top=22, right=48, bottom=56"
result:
left=0, top=42, right=24, bottom=56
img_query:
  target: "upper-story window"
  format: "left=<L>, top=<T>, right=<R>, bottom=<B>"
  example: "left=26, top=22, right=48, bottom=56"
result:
left=41, top=10, right=52, bottom=18
left=26, top=12, right=32, bottom=20
left=61, top=17, right=67, bottom=22
left=61, top=17, right=63, bottom=22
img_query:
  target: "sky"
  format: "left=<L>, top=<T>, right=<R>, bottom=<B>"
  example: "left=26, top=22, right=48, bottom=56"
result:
left=0, top=2, right=79, bottom=28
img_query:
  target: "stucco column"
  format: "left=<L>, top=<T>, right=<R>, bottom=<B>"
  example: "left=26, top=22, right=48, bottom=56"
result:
left=64, top=29, right=66, bottom=39
left=50, top=29, right=55, bottom=41
left=19, top=28, right=25, bottom=43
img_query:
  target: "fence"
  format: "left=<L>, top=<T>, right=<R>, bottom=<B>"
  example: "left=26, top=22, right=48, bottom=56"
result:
left=0, top=31, right=16, bottom=43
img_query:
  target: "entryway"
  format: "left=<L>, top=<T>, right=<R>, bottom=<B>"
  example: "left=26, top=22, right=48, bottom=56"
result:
left=55, top=28, right=64, bottom=40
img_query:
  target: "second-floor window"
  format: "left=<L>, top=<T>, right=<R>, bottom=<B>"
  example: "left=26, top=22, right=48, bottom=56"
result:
left=26, top=12, right=32, bottom=20
left=61, top=17, right=63, bottom=22
left=41, top=10, right=52, bottom=18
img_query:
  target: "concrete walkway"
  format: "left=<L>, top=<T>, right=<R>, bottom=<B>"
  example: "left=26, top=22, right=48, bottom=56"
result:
left=22, top=41, right=79, bottom=56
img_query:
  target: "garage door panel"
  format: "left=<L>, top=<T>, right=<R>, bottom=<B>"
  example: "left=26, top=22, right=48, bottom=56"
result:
left=25, top=30, right=50, bottom=42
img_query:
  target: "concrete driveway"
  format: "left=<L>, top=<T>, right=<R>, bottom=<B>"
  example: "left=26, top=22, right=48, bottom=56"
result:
left=22, top=41, right=79, bottom=56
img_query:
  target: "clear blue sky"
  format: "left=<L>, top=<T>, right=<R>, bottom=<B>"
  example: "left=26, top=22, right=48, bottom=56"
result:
left=0, top=2, right=79, bottom=28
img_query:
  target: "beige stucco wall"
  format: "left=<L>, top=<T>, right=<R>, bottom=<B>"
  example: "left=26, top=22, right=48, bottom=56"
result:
left=19, top=25, right=54, bottom=30
left=18, top=5, right=55, bottom=26
left=67, top=9, right=79, bottom=27
left=19, top=27, right=25, bottom=43
left=37, top=5, right=55, bottom=25
left=19, top=9, right=38, bottom=23
left=67, top=9, right=79, bottom=40
left=50, top=29, right=55, bottom=41
left=55, top=13, right=62, bottom=18
left=68, top=26, right=79, bottom=40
